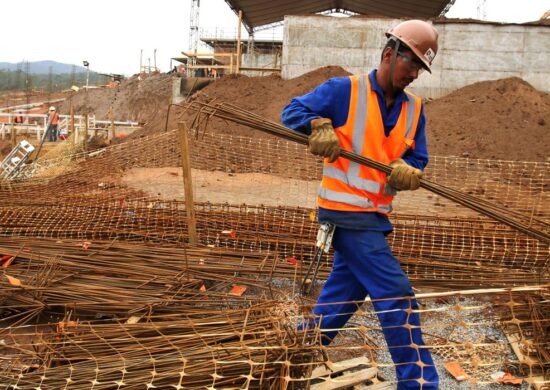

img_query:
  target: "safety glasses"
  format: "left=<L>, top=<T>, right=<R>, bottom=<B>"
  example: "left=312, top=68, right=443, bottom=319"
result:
left=397, top=52, right=426, bottom=74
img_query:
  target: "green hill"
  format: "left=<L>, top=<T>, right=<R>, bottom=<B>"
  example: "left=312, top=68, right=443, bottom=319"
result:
left=0, top=60, right=88, bottom=74
left=0, top=70, right=110, bottom=92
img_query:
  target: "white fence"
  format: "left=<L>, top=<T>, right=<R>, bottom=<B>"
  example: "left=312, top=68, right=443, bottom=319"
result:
left=0, top=113, right=141, bottom=143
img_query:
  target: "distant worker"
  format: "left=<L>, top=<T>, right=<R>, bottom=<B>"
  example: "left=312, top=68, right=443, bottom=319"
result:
left=282, top=20, right=440, bottom=389
left=47, top=106, right=59, bottom=142
left=14, top=111, right=24, bottom=124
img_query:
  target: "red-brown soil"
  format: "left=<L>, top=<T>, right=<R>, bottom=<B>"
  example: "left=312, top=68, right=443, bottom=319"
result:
left=424, top=77, right=550, bottom=161
left=60, top=73, right=175, bottom=131
left=178, top=66, right=352, bottom=138
left=0, top=140, right=12, bottom=158
left=61, top=69, right=549, bottom=162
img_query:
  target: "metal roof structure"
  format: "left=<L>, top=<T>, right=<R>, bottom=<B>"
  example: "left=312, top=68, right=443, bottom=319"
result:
left=223, top=0, right=456, bottom=32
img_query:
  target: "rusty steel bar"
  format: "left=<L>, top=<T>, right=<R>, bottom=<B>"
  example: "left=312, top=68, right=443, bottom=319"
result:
left=185, top=101, right=550, bottom=244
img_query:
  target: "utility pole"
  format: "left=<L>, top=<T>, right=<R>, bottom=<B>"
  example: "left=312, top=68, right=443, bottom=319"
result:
left=16, top=63, right=22, bottom=91
left=154, top=49, right=157, bottom=72
left=47, top=66, right=53, bottom=105
left=70, top=64, right=76, bottom=88
left=24, top=61, right=31, bottom=114
left=140, top=49, right=143, bottom=74
left=83, top=60, right=90, bottom=90
left=236, top=10, right=242, bottom=74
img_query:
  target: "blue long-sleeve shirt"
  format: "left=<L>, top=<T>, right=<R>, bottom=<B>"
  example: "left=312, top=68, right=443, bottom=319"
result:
left=281, top=69, right=429, bottom=231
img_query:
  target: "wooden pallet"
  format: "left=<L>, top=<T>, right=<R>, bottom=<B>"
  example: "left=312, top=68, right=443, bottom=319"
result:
left=308, top=357, right=380, bottom=390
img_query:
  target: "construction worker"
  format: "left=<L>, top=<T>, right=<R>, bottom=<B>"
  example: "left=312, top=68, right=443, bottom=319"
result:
left=282, top=20, right=439, bottom=389
left=14, top=111, right=24, bottom=124
left=47, top=106, right=59, bottom=142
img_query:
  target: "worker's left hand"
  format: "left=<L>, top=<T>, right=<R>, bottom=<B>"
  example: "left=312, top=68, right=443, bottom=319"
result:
left=387, top=159, right=423, bottom=191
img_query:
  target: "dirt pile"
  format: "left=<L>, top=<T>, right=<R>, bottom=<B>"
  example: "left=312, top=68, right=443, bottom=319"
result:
left=62, top=69, right=549, bottom=162
left=182, top=71, right=549, bottom=161
left=62, top=67, right=351, bottom=139
left=425, top=77, right=549, bottom=161
left=60, top=73, right=175, bottom=132
left=177, top=66, right=352, bottom=137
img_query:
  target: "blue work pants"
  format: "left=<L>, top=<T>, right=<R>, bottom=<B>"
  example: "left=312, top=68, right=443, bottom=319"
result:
left=311, top=227, right=439, bottom=389
left=47, top=124, right=58, bottom=142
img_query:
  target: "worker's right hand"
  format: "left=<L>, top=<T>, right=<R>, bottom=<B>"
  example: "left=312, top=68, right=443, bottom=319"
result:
left=308, top=118, right=340, bottom=163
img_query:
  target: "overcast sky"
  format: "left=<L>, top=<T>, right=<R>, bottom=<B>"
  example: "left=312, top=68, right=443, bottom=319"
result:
left=2, top=0, right=548, bottom=75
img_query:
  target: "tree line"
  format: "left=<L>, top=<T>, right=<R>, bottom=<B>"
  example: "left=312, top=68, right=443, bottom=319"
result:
left=0, top=70, right=111, bottom=92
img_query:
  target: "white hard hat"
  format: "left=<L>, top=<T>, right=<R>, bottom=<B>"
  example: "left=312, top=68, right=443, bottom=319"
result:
left=49, top=106, right=56, bottom=111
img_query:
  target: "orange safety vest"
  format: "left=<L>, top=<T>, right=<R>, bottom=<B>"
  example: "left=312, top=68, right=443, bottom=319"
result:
left=49, top=112, right=59, bottom=125
left=317, top=74, right=422, bottom=215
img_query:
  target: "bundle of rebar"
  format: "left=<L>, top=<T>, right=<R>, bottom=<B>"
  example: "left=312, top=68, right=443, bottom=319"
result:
left=2, top=308, right=318, bottom=389
left=187, top=101, right=550, bottom=244
left=2, top=268, right=548, bottom=388
left=0, top=237, right=310, bottom=328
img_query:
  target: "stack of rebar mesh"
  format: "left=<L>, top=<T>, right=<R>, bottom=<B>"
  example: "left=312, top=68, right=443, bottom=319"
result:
left=1, top=237, right=548, bottom=388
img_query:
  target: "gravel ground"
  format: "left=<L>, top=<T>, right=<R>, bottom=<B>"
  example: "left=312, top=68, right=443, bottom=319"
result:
left=269, top=275, right=533, bottom=389
left=342, top=298, right=529, bottom=389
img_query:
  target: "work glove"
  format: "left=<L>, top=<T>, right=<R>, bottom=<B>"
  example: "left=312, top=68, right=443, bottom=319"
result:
left=387, top=159, right=423, bottom=191
left=308, top=118, right=340, bottom=163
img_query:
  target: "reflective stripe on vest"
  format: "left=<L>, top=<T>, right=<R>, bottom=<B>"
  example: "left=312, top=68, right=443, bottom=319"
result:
left=318, top=187, right=393, bottom=213
left=317, top=74, right=421, bottom=214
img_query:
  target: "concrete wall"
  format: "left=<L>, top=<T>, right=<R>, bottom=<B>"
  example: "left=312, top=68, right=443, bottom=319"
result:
left=241, top=51, right=281, bottom=76
left=282, top=16, right=550, bottom=98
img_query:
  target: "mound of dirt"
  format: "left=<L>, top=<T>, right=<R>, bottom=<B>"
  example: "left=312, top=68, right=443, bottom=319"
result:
left=60, top=73, right=175, bottom=132
left=176, top=66, right=352, bottom=138
left=63, top=68, right=549, bottom=162
left=425, top=77, right=549, bottom=161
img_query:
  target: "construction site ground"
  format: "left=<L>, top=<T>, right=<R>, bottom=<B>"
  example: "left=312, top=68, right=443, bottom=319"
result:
left=0, top=68, right=548, bottom=389
left=121, top=166, right=480, bottom=218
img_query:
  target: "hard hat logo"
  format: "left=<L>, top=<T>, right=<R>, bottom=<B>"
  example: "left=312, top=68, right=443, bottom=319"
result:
left=424, top=48, right=436, bottom=64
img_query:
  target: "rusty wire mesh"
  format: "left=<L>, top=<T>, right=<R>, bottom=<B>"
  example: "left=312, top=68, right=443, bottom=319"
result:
left=5, top=128, right=549, bottom=219
left=0, top=237, right=548, bottom=388
left=0, top=127, right=549, bottom=388
left=1, top=129, right=548, bottom=286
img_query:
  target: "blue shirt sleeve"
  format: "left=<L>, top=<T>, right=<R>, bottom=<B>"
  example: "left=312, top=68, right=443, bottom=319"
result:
left=281, top=77, right=351, bottom=135
left=402, top=104, right=429, bottom=170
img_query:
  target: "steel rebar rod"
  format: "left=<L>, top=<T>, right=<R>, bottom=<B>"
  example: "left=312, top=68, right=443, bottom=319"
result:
left=186, top=101, right=550, bottom=245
